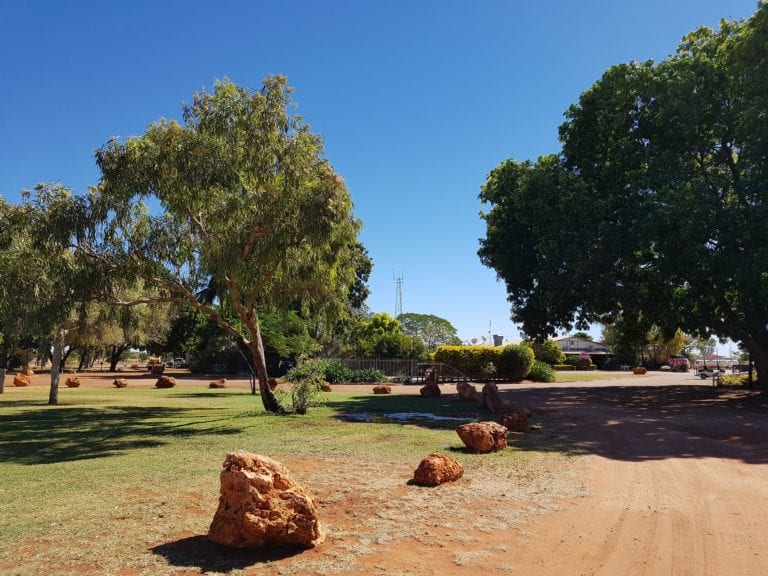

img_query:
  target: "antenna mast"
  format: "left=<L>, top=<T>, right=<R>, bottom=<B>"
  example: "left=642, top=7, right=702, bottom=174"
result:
left=394, top=272, right=403, bottom=317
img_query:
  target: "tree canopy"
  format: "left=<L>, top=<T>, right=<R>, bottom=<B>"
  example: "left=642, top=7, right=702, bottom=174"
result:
left=397, top=312, right=461, bottom=349
left=90, top=76, right=364, bottom=411
left=479, top=6, right=768, bottom=387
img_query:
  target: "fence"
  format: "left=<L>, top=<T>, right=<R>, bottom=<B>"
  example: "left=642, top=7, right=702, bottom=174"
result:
left=320, top=358, right=469, bottom=382
left=321, top=358, right=419, bottom=378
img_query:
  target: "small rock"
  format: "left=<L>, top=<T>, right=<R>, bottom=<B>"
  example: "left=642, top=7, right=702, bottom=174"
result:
left=320, top=382, right=333, bottom=392
left=419, top=382, right=441, bottom=397
left=456, top=421, right=508, bottom=453
left=373, top=384, right=391, bottom=394
left=481, top=382, right=504, bottom=413
left=456, top=381, right=479, bottom=402
left=208, top=451, right=324, bottom=549
left=64, top=377, right=81, bottom=388
left=268, top=378, right=279, bottom=390
left=410, top=454, right=464, bottom=486
left=209, top=379, right=227, bottom=389
left=155, top=376, right=176, bottom=388
left=150, top=364, right=166, bottom=375
left=113, top=379, right=128, bottom=388
left=13, top=374, right=30, bottom=387
left=499, top=409, right=529, bottom=432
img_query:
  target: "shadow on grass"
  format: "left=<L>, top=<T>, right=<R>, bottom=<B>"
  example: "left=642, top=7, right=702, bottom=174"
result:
left=323, top=393, right=482, bottom=431
left=502, top=384, right=768, bottom=464
left=151, top=534, right=304, bottom=572
left=0, top=405, right=241, bottom=465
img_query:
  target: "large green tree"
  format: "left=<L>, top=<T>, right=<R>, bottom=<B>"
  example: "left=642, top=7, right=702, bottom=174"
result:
left=0, top=185, right=100, bottom=403
left=91, top=77, right=363, bottom=412
left=479, top=7, right=768, bottom=388
left=397, top=312, right=461, bottom=349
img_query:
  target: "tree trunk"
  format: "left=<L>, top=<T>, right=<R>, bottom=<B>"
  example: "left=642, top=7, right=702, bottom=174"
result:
left=251, top=321, right=284, bottom=414
left=0, top=347, right=6, bottom=394
left=61, top=346, right=74, bottom=372
left=739, top=337, right=768, bottom=393
left=49, top=328, right=67, bottom=405
left=109, top=344, right=128, bottom=372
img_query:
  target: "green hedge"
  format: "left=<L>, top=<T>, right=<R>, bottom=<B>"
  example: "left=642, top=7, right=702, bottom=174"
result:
left=433, top=344, right=534, bottom=381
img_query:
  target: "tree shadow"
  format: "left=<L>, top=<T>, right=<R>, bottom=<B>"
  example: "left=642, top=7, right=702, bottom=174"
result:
left=150, top=534, right=304, bottom=572
left=323, top=392, right=482, bottom=431
left=503, top=384, right=768, bottom=464
left=0, top=405, right=241, bottom=465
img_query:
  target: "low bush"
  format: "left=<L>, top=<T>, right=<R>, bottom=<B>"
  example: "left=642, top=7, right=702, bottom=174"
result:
left=433, top=344, right=534, bottom=381
left=524, top=339, right=566, bottom=365
left=720, top=374, right=749, bottom=386
left=348, top=368, right=386, bottom=383
left=285, top=359, right=385, bottom=384
left=553, top=364, right=575, bottom=371
left=527, top=360, right=556, bottom=382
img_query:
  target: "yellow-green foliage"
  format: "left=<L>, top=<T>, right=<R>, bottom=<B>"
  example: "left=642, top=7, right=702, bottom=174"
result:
left=433, top=344, right=534, bottom=381
left=720, top=373, right=749, bottom=386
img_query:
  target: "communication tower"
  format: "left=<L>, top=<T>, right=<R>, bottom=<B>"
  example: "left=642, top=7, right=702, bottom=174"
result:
left=394, top=273, right=403, bottom=317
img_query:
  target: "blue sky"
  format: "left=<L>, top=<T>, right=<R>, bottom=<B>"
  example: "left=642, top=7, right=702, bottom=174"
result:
left=0, top=0, right=759, bottom=344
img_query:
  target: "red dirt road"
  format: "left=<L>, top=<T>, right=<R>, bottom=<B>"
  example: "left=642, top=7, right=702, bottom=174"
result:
left=500, top=374, right=768, bottom=576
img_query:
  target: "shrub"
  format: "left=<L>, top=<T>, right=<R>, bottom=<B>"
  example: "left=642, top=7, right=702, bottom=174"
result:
left=319, top=361, right=353, bottom=384
left=496, top=344, right=535, bottom=381
left=720, top=374, right=748, bottom=386
left=349, top=368, right=386, bottom=383
left=433, top=344, right=534, bottom=381
left=527, top=360, right=556, bottom=382
left=285, top=359, right=327, bottom=383
left=553, top=364, right=575, bottom=371
left=525, top=339, right=566, bottom=365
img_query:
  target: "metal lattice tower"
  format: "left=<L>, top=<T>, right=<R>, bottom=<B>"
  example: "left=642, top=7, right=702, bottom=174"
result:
left=394, top=273, right=403, bottom=317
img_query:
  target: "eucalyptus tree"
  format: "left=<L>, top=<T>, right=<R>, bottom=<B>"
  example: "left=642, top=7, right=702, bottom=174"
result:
left=0, top=185, right=98, bottom=403
left=92, top=77, right=362, bottom=412
left=479, top=7, right=768, bottom=388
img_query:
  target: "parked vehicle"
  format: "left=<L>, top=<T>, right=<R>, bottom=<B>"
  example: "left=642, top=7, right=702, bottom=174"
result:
left=668, top=356, right=690, bottom=371
left=170, top=358, right=188, bottom=369
left=694, top=358, right=732, bottom=379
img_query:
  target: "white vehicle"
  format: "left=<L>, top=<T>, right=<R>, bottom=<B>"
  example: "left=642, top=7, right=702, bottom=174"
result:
left=694, top=358, right=735, bottom=379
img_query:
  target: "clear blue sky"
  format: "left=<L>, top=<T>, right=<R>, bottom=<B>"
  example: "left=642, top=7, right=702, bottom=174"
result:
left=0, top=1, right=759, bottom=344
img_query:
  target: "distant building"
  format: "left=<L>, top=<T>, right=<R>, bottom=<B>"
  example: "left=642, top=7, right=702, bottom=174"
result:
left=554, top=336, right=610, bottom=355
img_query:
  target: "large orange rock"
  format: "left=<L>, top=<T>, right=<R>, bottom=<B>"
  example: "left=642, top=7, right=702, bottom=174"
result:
left=456, top=421, right=508, bottom=453
left=209, top=379, right=227, bottom=389
left=208, top=452, right=324, bottom=549
left=372, top=384, right=391, bottom=394
left=113, top=379, right=128, bottom=388
left=64, top=377, right=81, bottom=388
left=13, top=374, right=31, bottom=387
left=411, top=454, right=464, bottom=487
left=155, top=376, right=176, bottom=388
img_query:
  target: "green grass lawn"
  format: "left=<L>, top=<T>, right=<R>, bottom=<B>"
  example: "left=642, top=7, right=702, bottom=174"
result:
left=554, top=371, right=635, bottom=382
left=0, top=384, right=554, bottom=575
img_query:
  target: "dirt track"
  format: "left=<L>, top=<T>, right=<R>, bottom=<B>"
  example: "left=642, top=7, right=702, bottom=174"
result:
left=498, top=373, right=768, bottom=576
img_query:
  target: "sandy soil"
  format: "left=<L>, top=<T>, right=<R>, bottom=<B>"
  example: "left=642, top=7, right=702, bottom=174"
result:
left=9, top=370, right=768, bottom=575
